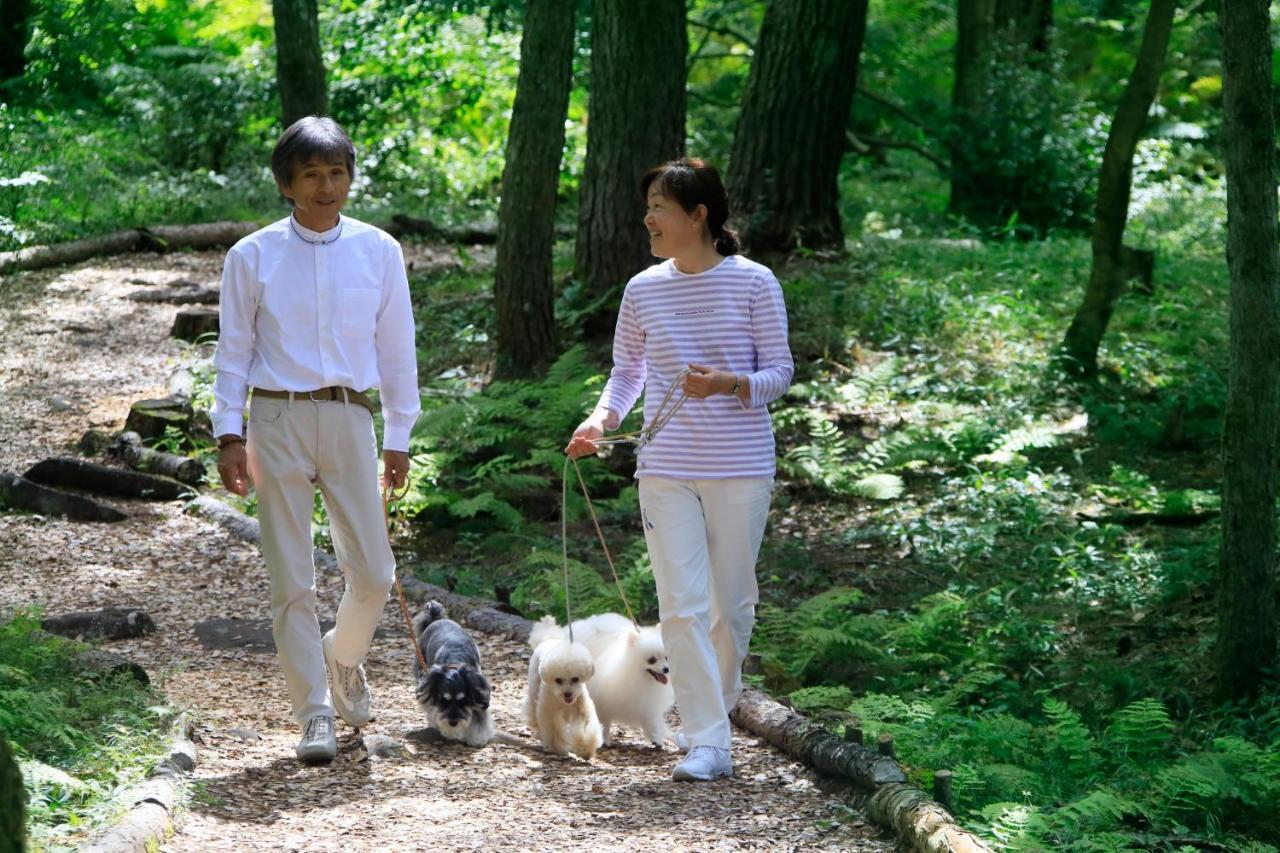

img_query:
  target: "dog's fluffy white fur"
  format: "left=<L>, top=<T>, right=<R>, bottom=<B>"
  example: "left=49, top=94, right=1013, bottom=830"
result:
left=566, top=613, right=674, bottom=748
left=523, top=616, right=603, bottom=760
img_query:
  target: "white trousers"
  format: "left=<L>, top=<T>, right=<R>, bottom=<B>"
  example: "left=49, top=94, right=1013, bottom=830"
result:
left=638, top=476, right=773, bottom=751
left=246, top=395, right=395, bottom=723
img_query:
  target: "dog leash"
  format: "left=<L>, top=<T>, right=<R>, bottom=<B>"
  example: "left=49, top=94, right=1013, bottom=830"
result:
left=591, top=369, right=691, bottom=448
left=383, top=480, right=431, bottom=673
left=558, top=371, right=693, bottom=637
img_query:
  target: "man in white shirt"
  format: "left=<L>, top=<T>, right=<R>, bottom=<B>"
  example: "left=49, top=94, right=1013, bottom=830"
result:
left=212, top=117, right=420, bottom=763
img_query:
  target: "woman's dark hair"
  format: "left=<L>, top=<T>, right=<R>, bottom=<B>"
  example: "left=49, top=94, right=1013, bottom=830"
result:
left=270, top=116, right=357, bottom=189
left=641, top=157, right=741, bottom=256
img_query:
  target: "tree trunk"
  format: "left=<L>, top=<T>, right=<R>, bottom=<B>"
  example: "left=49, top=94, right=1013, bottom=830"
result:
left=1216, top=0, right=1279, bottom=700
left=493, top=0, right=576, bottom=379
left=949, top=0, right=1054, bottom=226
left=0, top=0, right=30, bottom=82
left=272, top=0, right=327, bottom=127
left=726, top=0, right=869, bottom=256
left=1059, top=0, right=1175, bottom=375
left=574, top=0, right=686, bottom=335
left=0, top=734, right=21, bottom=853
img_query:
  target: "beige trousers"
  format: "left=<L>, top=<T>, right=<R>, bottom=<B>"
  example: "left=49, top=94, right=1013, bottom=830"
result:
left=638, top=476, right=773, bottom=751
left=246, top=395, right=394, bottom=722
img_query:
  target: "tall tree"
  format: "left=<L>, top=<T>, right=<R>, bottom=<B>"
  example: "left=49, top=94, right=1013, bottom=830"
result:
left=493, top=0, right=576, bottom=379
left=1059, top=0, right=1175, bottom=375
left=726, top=0, right=869, bottom=255
left=575, top=0, right=687, bottom=331
left=949, top=0, right=1057, bottom=229
left=272, top=0, right=327, bottom=126
left=0, top=734, right=21, bottom=853
left=1216, top=0, right=1279, bottom=700
left=0, top=0, right=30, bottom=83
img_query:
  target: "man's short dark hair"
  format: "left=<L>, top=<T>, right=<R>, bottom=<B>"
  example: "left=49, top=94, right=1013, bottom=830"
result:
left=271, top=116, right=357, bottom=187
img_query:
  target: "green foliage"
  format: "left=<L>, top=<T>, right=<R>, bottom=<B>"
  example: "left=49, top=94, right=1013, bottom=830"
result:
left=408, top=346, right=622, bottom=529
left=846, top=690, right=1280, bottom=850
left=0, top=609, right=170, bottom=846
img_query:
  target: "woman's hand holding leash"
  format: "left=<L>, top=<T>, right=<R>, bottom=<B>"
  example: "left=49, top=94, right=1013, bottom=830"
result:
left=566, top=416, right=606, bottom=459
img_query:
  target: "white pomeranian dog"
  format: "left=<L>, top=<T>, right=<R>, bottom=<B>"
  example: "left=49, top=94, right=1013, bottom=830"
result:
left=565, top=612, right=674, bottom=749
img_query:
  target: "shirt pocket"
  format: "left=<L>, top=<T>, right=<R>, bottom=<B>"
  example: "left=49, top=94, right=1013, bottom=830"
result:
left=340, top=288, right=381, bottom=338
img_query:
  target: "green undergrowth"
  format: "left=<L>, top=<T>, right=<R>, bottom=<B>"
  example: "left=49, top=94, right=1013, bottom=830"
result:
left=0, top=609, right=173, bottom=851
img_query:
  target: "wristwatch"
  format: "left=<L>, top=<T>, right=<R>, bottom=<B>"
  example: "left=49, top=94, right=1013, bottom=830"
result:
left=728, top=376, right=741, bottom=395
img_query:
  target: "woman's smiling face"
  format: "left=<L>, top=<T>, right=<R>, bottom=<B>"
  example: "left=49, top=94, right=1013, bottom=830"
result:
left=644, top=183, right=706, bottom=259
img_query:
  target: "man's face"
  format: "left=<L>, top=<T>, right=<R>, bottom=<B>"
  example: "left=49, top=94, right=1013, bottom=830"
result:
left=278, top=156, right=351, bottom=230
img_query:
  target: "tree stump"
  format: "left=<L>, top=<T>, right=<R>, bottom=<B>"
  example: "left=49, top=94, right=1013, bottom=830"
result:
left=123, top=397, right=194, bottom=442
left=42, top=608, right=156, bottom=641
left=0, top=472, right=127, bottom=522
left=0, top=734, right=22, bottom=853
left=109, top=432, right=204, bottom=485
left=170, top=307, right=219, bottom=342
left=78, top=429, right=115, bottom=457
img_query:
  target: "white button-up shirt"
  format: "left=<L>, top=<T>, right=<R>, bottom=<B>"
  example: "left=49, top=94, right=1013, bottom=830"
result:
left=212, top=214, right=421, bottom=451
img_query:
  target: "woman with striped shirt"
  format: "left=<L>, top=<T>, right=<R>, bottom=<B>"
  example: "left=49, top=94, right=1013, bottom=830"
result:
left=566, top=157, right=794, bottom=781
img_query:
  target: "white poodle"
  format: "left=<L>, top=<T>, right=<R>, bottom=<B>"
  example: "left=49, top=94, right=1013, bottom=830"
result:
left=523, top=616, right=603, bottom=760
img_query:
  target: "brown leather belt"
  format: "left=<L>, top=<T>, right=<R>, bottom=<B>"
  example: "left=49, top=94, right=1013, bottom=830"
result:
left=251, top=386, right=374, bottom=414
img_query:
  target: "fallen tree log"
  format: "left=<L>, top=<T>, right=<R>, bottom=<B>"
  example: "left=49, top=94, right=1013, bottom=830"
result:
left=76, top=649, right=149, bottom=684
left=1, top=215, right=552, bottom=277
left=730, top=688, right=905, bottom=787
left=109, top=432, right=205, bottom=485
left=129, top=284, right=219, bottom=305
left=0, top=472, right=127, bottom=522
left=867, top=783, right=992, bottom=853
left=42, top=608, right=157, bottom=641
left=24, top=457, right=192, bottom=501
left=0, top=221, right=261, bottom=276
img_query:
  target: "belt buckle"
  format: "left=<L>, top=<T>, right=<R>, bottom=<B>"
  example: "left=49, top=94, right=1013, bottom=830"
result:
left=308, top=387, right=334, bottom=403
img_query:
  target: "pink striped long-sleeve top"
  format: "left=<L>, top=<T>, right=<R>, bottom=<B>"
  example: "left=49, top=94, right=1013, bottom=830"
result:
left=595, top=254, right=794, bottom=480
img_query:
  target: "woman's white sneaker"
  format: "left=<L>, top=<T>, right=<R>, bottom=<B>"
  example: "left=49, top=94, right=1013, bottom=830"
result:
left=672, top=745, right=732, bottom=781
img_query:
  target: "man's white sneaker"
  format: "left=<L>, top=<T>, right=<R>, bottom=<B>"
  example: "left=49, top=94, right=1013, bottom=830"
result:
left=672, top=745, right=732, bottom=781
left=295, top=714, right=337, bottom=763
left=322, top=629, right=372, bottom=727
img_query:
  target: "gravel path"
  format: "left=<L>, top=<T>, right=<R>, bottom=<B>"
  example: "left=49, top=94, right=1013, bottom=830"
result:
left=0, top=252, right=893, bottom=852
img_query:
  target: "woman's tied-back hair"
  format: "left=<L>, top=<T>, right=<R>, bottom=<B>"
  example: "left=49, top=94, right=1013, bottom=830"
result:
left=641, top=157, right=742, bottom=256
left=271, top=116, right=357, bottom=190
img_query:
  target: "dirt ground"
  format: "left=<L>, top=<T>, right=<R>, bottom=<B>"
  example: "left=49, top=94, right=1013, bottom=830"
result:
left=0, top=250, right=896, bottom=852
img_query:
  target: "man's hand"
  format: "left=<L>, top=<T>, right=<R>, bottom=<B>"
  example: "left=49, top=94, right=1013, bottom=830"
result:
left=383, top=450, right=410, bottom=491
left=683, top=363, right=736, bottom=398
left=216, top=439, right=250, bottom=496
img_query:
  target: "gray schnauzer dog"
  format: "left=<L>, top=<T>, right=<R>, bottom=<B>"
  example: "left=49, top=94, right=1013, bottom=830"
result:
left=412, top=600, right=495, bottom=747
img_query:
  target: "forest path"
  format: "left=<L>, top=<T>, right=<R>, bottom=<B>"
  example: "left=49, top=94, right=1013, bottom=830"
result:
left=0, top=251, right=891, bottom=852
